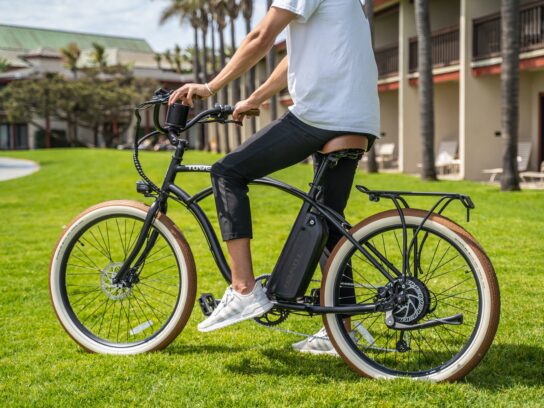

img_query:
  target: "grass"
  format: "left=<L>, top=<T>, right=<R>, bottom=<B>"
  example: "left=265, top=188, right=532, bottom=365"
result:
left=0, top=148, right=542, bottom=407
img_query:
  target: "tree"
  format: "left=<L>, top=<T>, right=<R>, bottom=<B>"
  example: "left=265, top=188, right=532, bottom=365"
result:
left=91, top=42, right=108, bottom=71
left=159, top=0, right=202, bottom=83
left=59, top=42, right=82, bottom=143
left=212, top=0, right=230, bottom=152
left=266, top=0, right=278, bottom=121
left=60, top=42, right=81, bottom=79
left=0, top=57, right=9, bottom=73
left=225, top=0, right=242, bottom=148
left=500, top=0, right=521, bottom=191
left=365, top=0, right=379, bottom=174
left=154, top=53, right=162, bottom=70
left=240, top=0, right=257, bottom=134
left=173, top=44, right=183, bottom=74
left=0, top=74, right=156, bottom=148
left=414, top=0, right=437, bottom=181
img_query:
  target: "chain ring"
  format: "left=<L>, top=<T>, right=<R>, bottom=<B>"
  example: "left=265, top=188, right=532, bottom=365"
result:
left=252, top=274, right=290, bottom=327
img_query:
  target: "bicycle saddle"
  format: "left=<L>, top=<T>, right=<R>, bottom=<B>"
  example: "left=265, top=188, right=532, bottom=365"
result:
left=319, top=135, right=369, bottom=154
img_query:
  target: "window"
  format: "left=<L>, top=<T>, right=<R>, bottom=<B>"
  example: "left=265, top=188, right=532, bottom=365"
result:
left=0, top=124, right=10, bottom=150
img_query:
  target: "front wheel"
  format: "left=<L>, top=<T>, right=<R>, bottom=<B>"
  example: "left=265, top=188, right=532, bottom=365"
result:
left=49, top=200, right=197, bottom=354
left=321, top=209, right=500, bottom=381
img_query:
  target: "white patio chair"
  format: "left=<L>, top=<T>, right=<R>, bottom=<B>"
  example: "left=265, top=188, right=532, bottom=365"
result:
left=520, top=161, right=544, bottom=183
left=417, top=141, right=459, bottom=175
left=435, top=141, right=459, bottom=175
left=375, top=143, right=396, bottom=169
left=483, top=142, right=532, bottom=182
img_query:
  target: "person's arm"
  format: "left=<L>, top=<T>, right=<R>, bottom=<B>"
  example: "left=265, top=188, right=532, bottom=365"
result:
left=168, top=7, right=295, bottom=106
left=232, top=56, right=288, bottom=121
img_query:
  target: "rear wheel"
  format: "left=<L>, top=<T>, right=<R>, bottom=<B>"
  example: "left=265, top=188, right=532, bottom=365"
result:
left=322, top=209, right=500, bottom=381
left=50, top=200, right=196, bottom=354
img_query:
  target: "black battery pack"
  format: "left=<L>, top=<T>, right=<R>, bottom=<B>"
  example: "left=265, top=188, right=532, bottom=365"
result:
left=266, top=203, right=329, bottom=301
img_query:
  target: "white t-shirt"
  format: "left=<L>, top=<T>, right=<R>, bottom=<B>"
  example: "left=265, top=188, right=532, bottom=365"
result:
left=272, top=0, right=380, bottom=136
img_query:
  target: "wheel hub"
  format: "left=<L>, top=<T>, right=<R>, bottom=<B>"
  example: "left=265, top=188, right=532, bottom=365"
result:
left=391, top=278, right=430, bottom=324
left=101, top=262, right=133, bottom=300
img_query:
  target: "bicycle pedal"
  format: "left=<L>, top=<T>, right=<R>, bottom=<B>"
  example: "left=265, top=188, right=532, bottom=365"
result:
left=198, top=293, right=220, bottom=317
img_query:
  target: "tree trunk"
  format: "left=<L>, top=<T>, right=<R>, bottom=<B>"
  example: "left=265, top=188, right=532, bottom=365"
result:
left=219, top=26, right=229, bottom=152
left=210, top=20, right=220, bottom=153
left=200, top=27, right=209, bottom=151
left=230, top=18, right=240, bottom=150
left=245, top=17, right=257, bottom=135
left=193, top=25, right=206, bottom=151
left=266, top=0, right=278, bottom=121
left=415, top=0, right=437, bottom=181
left=365, top=0, right=379, bottom=173
left=193, top=27, right=200, bottom=83
left=501, top=0, right=521, bottom=191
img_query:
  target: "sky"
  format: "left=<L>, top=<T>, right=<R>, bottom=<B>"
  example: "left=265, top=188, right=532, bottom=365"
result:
left=0, top=0, right=269, bottom=52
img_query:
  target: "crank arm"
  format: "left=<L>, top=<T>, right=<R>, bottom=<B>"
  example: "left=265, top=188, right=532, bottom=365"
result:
left=385, top=311, right=463, bottom=331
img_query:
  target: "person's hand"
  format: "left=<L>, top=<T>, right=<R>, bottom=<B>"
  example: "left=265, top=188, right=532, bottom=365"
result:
left=233, top=98, right=260, bottom=122
left=168, top=83, right=213, bottom=106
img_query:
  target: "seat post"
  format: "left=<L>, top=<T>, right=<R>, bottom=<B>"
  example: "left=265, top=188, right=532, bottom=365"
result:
left=308, top=153, right=338, bottom=201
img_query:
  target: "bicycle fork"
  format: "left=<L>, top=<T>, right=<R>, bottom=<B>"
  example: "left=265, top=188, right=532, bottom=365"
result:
left=113, top=137, right=187, bottom=286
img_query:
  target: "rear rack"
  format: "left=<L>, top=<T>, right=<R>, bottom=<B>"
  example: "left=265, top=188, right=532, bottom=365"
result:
left=356, top=185, right=475, bottom=277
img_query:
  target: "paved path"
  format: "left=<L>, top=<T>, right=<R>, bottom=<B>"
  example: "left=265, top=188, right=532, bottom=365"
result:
left=0, top=157, right=40, bottom=182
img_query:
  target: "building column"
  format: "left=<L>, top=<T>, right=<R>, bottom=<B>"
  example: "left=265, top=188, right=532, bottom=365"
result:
left=460, top=0, right=504, bottom=180
left=398, top=0, right=420, bottom=174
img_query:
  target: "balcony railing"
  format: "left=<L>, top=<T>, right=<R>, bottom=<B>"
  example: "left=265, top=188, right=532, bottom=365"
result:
left=474, top=0, right=544, bottom=60
left=409, top=26, right=460, bottom=73
left=375, top=43, right=399, bottom=78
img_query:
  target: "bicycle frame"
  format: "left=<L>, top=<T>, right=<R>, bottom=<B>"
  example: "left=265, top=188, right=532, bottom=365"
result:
left=114, top=94, right=476, bottom=317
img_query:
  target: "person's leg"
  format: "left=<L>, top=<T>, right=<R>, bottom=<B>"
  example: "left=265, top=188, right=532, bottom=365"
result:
left=211, top=113, right=334, bottom=294
left=226, top=238, right=253, bottom=294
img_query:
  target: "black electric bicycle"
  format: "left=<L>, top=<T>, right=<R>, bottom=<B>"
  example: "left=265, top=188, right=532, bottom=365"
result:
left=50, top=89, right=500, bottom=381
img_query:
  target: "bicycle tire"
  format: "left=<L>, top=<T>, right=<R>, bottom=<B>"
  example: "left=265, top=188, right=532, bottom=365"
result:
left=49, top=200, right=196, bottom=354
left=321, top=209, right=500, bottom=381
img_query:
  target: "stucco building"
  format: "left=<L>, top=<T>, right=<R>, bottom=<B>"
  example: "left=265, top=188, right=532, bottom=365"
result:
left=0, top=24, right=189, bottom=149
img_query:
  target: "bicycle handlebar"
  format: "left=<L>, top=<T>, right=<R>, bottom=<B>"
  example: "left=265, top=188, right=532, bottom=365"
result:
left=139, top=88, right=260, bottom=136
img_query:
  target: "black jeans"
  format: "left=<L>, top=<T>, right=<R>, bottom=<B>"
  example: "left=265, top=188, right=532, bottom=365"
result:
left=210, top=111, right=372, bottom=253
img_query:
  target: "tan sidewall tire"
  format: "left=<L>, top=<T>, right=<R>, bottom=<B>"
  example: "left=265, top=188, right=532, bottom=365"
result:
left=49, top=200, right=197, bottom=354
left=322, top=209, right=500, bottom=382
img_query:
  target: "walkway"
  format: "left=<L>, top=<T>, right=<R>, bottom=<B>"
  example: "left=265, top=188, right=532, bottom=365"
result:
left=0, top=157, right=40, bottom=182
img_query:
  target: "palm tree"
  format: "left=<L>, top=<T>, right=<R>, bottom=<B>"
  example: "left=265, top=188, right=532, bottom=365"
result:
left=240, top=0, right=256, bottom=134
left=91, top=43, right=108, bottom=71
left=174, top=44, right=183, bottom=74
left=60, top=42, right=81, bottom=79
left=365, top=0, right=378, bottom=174
left=199, top=4, right=210, bottom=83
left=59, top=42, right=81, bottom=145
left=212, top=0, right=230, bottom=152
left=266, top=0, right=278, bottom=121
left=154, top=53, right=162, bottom=70
left=414, top=0, right=437, bottom=181
left=0, top=57, right=9, bottom=73
left=159, top=0, right=201, bottom=83
left=225, top=0, right=242, bottom=147
left=500, top=0, right=521, bottom=191
left=163, top=49, right=173, bottom=70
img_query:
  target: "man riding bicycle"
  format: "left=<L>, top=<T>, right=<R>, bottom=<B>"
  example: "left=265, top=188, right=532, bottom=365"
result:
left=169, top=0, right=379, bottom=353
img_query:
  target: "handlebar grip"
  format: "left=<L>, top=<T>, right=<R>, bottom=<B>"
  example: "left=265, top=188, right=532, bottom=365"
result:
left=241, top=109, right=260, bottom=117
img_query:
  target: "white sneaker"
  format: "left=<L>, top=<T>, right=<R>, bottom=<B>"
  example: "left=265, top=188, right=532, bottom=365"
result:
left=197, top=284, right=273, bottom=333
left=291, top=328, right=339, bottom=356
left=292, top=327, right=361, bottom=356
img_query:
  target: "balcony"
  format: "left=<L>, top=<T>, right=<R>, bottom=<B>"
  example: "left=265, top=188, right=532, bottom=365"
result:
left=409, top=26, right=460, bottom=73
left=375, top=43, right=399, bottom=78
left=474, top=0, right=544, bottom=61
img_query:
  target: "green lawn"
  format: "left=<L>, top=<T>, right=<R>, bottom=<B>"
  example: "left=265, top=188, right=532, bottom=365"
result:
left=0, top=149, right=542, bottom=407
